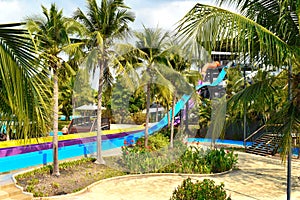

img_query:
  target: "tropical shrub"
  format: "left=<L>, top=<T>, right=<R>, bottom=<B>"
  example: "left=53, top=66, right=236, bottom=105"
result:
left=170, top=178, right=231, bottom=200
left=205, top=148, right=238, bottom=173
left=121, top=135, right=238, bottom=174
left=131, top=112, right=146, bottom=125
left=121, top=135, right=186, bottom=173
left=161, top=146, right=238, bottom=174
left=135, top=133, right=170, bottom=151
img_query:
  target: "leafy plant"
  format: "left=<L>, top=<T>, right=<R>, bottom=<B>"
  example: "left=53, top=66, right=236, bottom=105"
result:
left=121, top=135, right=186, bottom=173
left=121, top=134, right=238, bottom=174
left=205, top=148, right=238, bottom=173
left=135, top=133, right=170, bottom=151
left=51, top=182, right=60, bottom=189
left=131, top=112, right=146, bottom=125
left=170, top=178, right=231, bottom=200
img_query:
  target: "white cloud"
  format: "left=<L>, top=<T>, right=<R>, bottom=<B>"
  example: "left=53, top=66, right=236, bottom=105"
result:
left=126, top=0, right=218, bottom=30
left=0, top=0, right=28, bottom=23
left=0, top=0, right=237, bottom=30
left=0, top=0, right=85, bottom=24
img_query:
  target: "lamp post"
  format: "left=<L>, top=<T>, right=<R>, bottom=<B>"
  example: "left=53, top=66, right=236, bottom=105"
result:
left=287, top=64, right=292, bottom=200
left=243, top=65, right=247, bottom=148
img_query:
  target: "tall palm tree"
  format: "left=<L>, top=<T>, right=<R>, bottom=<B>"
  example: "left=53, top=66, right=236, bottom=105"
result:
left=73, top=0, right=135, bottom=164
left=177, top=1, right=299, bottom=198
left=162, top=43, right=200, bottom=148
left=27, top=4, right=82, bottom=176
left=0, top=23, right=50, bottom=141
left=133, top=27, right=176, bottom=147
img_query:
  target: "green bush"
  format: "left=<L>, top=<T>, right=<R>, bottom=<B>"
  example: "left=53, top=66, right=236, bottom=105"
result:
left=161, top=146, right=238, bottom=174
left=159, top=127, right=179, bottom=138
left=135, top=133, right=169, bottom=151
left=121, top=142, right=238, bottom=174
left=58, top=120, right=70, bottom=130
left=170, top=178, right=231, bottom=200
left=121, top=135, right=186, bottom=173
left=161, top=146, right=210, bottom=174
left=131, top=112, right=146, bottom=125
left=205, top=148, right=238, bottom=173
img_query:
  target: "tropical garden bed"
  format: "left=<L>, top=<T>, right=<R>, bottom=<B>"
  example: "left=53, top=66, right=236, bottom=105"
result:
left=15, top=133, right=238, bottom=197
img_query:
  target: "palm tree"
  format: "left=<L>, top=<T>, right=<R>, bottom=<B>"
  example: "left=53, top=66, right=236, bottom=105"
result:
left=73, top=0, right=135, bottom=164
left=162, top=43, right=200, bottom=148
left=27, top=4, right=82, bottom=176
left=132, top=27, right=176, bottom=147
left=0, top=23, right=50, bottom=141
left=177, top=1, right=299, bottom=198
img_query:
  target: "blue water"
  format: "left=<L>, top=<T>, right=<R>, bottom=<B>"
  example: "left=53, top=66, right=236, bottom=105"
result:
left=0, top=133, right=140, bottom=173
left=189, top=138, right=300, bottom=157
left=49, top=131, right=63, bottom=136
left=187, top=138, right=253, bottom=147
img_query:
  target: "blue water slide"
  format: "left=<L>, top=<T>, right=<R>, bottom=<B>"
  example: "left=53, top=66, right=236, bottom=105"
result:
left=147, top=66, right=228, bottom=135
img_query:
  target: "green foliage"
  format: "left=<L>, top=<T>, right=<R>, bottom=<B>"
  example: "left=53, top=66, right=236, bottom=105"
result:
left=15, top=157, right=126, bottom=197
left=170, top=178, right=231, bottom=200
left=177, top=1, right=300, bottom=161
left=131, top=112, right=146, bottom=125
left=204, top=148, right=238, bottom=173
left=225, top=67, right=244, bottom=99
left=58, top=120, right=70, bottom=130
left=136, top=133, right=170, bottom=151
left=0, top=23, right=51, bottom=140
left=111, top=75, right=146, bottom=124
left=121, top=134, right=238, bottom=174
left=121, top=134, right=186, bottom=173
left=198, top=98, right=212, bottom=130
left=15, top=157, right=95, bottom=181
left=159, top=127, right=179, bottom=139
left=59, top=74, right=76, bottom=120
left=51, top=182, right=60, bottom=189
left=129, top=91, right=146, bottom=113
left=73, top=68, right=96, bottom=115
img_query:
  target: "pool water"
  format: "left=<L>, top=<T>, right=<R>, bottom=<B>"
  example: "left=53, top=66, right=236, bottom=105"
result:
left=187, top=138, right=253, bottom=147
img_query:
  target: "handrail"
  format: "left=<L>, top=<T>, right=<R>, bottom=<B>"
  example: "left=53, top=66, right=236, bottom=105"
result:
left=244, top=125, right=266, bottom=142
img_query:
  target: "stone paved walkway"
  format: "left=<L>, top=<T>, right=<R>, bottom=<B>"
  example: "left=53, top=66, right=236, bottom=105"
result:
left=40, top=152, right=300, bottom=200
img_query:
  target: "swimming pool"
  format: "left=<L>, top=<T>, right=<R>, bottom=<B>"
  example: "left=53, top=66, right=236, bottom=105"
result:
left=187, top=138, right=253, bottom=147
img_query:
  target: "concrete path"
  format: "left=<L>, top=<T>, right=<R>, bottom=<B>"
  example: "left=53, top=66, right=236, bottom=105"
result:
left=41, top=152, right=300, bottom=200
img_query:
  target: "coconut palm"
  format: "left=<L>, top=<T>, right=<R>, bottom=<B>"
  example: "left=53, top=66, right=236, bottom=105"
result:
left=177, top=1, right=300, bottom=198
left=73, top=0, right=135, bottom=164
left=0, top=23, right=50, bottom=141
left=162, top=43, right=201, bottom=148
left=131, top=27, right=177, bottom=147
left=27, top=4, right=83, bottom=176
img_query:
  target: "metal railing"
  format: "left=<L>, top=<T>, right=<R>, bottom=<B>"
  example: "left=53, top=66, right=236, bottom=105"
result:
left=244, top=124, right=266, bottom=143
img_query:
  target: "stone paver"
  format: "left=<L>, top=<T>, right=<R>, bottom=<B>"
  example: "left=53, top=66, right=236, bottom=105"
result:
left=40, top=152, right=300, bottom=200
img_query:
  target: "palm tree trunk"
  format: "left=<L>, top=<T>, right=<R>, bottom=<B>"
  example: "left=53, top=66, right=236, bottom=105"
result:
left=155, top=100, right=159, bottom=122
left=185, top=101, right=189, bottom=134
left=170, top=92, right=176, bottom=148
left=95, top=59, right=105, bottom=165
left=167, top=104, right=170, bottom=127
left=145, top=82, right=151, bottom=147
left=52, top=70, right=60, bottom=176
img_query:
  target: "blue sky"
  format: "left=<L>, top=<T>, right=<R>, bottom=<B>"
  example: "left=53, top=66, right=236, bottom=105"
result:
left=0, top=0, right=235, bottom=30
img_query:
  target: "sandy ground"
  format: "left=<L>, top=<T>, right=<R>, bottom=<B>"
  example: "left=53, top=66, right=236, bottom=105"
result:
left=39, top=152, right=300, bottom=200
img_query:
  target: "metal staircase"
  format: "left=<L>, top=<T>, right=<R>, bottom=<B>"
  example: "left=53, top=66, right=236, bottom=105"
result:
left=246, top=133, right=281, bottom=156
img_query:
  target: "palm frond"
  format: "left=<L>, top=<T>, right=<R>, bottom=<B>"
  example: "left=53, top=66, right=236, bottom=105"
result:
left=0, top=23, right=51, bottom=139
left=177, top=4, right=294, bottom=66
left=228, top=75, right=278, bottom=111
